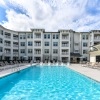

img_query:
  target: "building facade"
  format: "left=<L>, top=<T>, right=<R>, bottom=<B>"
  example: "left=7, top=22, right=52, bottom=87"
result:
left=0, top=25, right=100, bottom=63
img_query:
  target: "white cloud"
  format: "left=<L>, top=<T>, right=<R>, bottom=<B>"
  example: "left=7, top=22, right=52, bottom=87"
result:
left=0, top=0, right=100, bottom=32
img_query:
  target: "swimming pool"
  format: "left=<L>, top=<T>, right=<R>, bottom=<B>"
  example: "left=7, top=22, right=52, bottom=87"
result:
left=0, top=65, right=100, bottom=100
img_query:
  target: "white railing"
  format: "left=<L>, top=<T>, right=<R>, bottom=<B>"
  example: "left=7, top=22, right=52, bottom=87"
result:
left=5, top=35, right=11, bottom=39
left=4, top=44, right=11, bottom=46
left=62, top=52, right=69, bottom=55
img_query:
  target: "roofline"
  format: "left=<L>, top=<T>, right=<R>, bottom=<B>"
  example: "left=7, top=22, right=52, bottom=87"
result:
left=1, top=24, right=100, bottom=33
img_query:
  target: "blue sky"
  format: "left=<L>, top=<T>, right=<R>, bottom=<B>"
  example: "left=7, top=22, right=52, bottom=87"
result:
left=0, top=0, right=100, bottom=31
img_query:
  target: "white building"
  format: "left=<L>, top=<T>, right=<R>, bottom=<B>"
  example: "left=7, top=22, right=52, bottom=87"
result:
left=0, top=25, right=100, bottom=63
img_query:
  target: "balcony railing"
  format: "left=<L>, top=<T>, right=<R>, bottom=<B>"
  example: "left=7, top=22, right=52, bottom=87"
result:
left=13, top=37, right=18, bottom=40
left=13, top=45, right=18, bottom=47
left=35, top=44, right=41, bottom=46
left=62, top=44, right=69, bottom=47
left=62, top=52, right=69, bottom=55
left=5, top=35, right=11, bottom=39
left=62, top=37, right=69, bottom=39
left=5, top=52, right=11, bottom=55
left=4, top=43, right=11, bottom=46
left=34, top=51, right=41, bottom=54
left=13, top=52, right=18, bottom=55
left=94, top=37, right=100, bottom=40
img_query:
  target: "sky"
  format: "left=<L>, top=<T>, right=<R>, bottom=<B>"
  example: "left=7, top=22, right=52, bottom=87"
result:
left=0, top=0, right=100, bottom=32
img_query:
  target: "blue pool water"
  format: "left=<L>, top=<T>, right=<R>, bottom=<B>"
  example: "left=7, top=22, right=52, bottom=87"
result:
left=0, top=65, right=100, bottom=100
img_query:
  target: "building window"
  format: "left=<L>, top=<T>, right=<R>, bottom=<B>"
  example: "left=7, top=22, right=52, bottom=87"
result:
left=0, top=47, right=3, bottom=52
left=45, top=42, right=49, bottom=46
left=86, top=35, right=88, bottom=40
left=0, top=30, right=3, bottom=35
left=44, top=34, right=46, bottom=39
left=48, top=34, right=50, bottom=39
left=27, top=34, right=30, bottom=38
left=20, top=49, right=25, bottom=53
left=82, top=35, right=85, bottom=40
left=44, top=49, right=49, bottom=53
left=53, top=35, right=55, bottom=39
left=83, top=43, right=88, bottom=47
left=56, top=35, right=59, bottom=39
left=0, top=38, right=3, bottom=43
left=20, top=42, right=25, bottom=46
left=23, top=35, right=26, bottom=39
left=53, top=42, right=58, bottom=46
left=20, top=35, right=22, bottom=39
left=28, top=49, right=32, bottom=53
left=53, top=49, right=58, bottom=54
left=31, top=34, right=33, bottom=38
left=28, top=41, right=33, bottom=46
left=83, top=50, right=87, bottom=54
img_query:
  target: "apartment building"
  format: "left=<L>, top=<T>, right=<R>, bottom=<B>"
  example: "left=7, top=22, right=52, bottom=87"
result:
left=0, top=25, right=100, bottom=63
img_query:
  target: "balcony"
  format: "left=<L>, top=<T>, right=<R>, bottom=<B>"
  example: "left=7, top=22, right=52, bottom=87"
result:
left=13, top=37, right=18, bottom=40
left=13, top=52, right=18, bottom=56
left=62, top=52, right=69, bottom=55
left=34, top=43, right=41, bottom=46
left=62, top=44, right=69, bottom=47
left=94, top=36, right=100, bottom=41
left=4, top=43, right=11, bottom=47
left=13, top=45, right=18, bottom=47
left=34, top=50, right=41, bottom=55
left=5, top=35, right=11, bottom=39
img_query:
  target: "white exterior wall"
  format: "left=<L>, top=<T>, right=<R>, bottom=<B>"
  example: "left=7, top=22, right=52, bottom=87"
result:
left=1, top=25, right=100, bottom=62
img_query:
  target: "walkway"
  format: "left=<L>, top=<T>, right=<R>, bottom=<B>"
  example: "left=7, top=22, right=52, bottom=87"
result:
left=68, top=64, right=100, bottom=82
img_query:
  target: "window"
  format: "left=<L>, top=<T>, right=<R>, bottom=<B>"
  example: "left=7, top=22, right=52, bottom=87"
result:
left=48, top=34, right=50, bottom=39
left=28, top=49, right=32, bottom=53
left=83, top=50, right=87, bottom=54
left=31, top=34, right=33, bottom=38
left=20, top=35, right=22, bottom=39
left=0, top=30, right=3, bottom=35
left=44, top=34, right=46, bottom=39
left=0, top=38, right=3, bottom=43
left=27, top=34, right=30, bottom=38
left=53, top=49, right=58, bottom=54
left=56, top=35, right=59, bottom=39
left=83, top=43, right=88, bottom=47
left=20, top=49, right=25, bottom=53
left=53, top=35, right=55, bottom=39
left=45, top=42, right=49, bottom=46
left=86, top=35, right=88, bottom=40
left=82, top=35, right=85, bottom=40
left=44, top=49, right=49, bottom=53
left=53, top=42, right=58, bottom=46
left=23, top=35, right=26, bottom=39
left=28, top=41, right=33, bottom=46
left=20, top=42, right=25, bottom=46
left=0, top=47, right=3, bottom=52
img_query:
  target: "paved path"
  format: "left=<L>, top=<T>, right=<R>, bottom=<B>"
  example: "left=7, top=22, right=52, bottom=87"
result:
left=68, top=64, right=100, bottom=83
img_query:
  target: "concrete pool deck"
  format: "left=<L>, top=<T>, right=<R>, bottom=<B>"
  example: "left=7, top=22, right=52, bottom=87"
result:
left=68, top=64, right=100, bottom=83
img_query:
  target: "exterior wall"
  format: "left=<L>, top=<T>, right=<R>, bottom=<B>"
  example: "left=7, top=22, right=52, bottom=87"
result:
left=0, top=25, right=18, bottom=60
left=1, top=25, right=100, bottom=63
